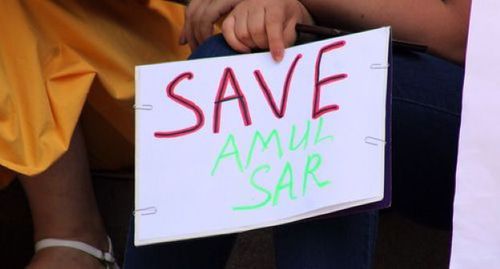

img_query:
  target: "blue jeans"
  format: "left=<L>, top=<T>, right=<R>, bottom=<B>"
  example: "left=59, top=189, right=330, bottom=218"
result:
left=124, top=212, right=378, bottom=269
left=195, top=37, right=463, bottom=230
left=123, top=35, right=463, bottom=268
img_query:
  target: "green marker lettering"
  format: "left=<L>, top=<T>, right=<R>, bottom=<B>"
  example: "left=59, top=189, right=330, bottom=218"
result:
left=314, top=117, right=334, bottom=145
left=273, top=162, right=297, bottom=205
left=232, top=164, right=272, bottom=210
left=245, top=129, right=283, bottom=168
left=302, top=153, right=331, bottom=195
left=289, top=120, right=311, bottom=151
left=211, top=134, right=244, bottom=176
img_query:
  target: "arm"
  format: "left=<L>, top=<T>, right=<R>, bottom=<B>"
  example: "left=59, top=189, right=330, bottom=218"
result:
left=299, top=0, right=471, bottom=63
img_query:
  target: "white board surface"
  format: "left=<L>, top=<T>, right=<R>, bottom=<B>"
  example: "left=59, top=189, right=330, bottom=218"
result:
left=135, top=28, right=390, bottom=246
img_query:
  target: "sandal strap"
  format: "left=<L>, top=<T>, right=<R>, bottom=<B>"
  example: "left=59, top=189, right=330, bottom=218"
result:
left=35, top=236, right=117, bottom=267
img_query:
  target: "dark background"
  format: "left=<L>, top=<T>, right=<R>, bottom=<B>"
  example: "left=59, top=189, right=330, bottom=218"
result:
left=0, top=175, right=451, bottom=269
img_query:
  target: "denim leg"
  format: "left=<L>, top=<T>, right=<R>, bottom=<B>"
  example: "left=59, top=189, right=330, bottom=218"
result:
left=274, top=211, right=379, bottom=269
left=189, top=35, right=238, bottom=59
left=124, top=35, right=462, bottom=268
left=123, top=216, right=236, bottom=269
left=391, top=50, right=464, bottom=229
left=189, top=35, right=380, bottom=268
left=191, top=37, right=464, bottom=230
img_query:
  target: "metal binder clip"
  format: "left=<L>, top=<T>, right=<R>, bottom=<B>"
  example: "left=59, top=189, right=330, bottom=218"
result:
left=370, top=63, right=390, bottom=69
left=364, top=136, right=386, bottom=146
left=133, top=207, right=157, bottom=216
left=133, top=104, right=153, bottom=111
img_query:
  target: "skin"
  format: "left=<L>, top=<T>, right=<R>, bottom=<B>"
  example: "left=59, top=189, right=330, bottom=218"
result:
left=20, top=126, right=108, bottom=269
left=181, top=0, right=313, bottom=61
left=182, top=0, right=471, bottom=64
left=221, top=0, right=314, bottom=62
left=298, top=0, right=471, bottom=63
left=180, top=0, right=245, bottom=50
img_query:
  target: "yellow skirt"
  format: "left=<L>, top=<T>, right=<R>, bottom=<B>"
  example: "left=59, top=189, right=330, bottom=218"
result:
left=0, top=0, right=190, bottom=187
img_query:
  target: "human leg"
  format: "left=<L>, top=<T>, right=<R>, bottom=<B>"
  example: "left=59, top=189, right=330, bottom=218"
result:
left=191, top=35, right=380, bottom=269
left=123, top=216, right=236, bottom=269
left=391, top=50, right=464, bottom=230
left=19, top=125, right=110, bottom=269
left=271, top=49, right=463, bottom=268
left=274, top=212, right=378, bottom=269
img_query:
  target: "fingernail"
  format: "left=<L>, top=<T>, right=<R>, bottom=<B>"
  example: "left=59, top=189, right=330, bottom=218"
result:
left=273, top=49, right=284, bottom=62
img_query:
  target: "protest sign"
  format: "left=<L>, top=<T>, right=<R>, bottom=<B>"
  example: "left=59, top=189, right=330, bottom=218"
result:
left=135, top=27, right=390, bottom=245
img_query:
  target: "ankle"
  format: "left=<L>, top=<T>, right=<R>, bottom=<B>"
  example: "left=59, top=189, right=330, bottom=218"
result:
left=29, top=247, right=106, bottom=269
left=34, top=223, right=109, bottom=251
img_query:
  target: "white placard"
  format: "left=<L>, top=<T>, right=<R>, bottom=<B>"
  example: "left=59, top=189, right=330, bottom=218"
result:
left=451, top=1, right=500, bottom=267
left=135, top=28, right=390, bottom=246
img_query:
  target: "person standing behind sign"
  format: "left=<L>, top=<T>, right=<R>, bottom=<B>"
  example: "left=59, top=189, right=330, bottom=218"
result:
left=200, top=0, right=469, bottom=258
left=180, top=0, right=469, bottom=63
left=181, top=0, right=470, bottom=234
left=124, top=0, right=470, bottom=268
left=179, top=0, right=471, bottom=225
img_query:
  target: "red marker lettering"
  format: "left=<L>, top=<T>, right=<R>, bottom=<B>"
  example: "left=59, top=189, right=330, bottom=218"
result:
left=313, top=41, right=348, bottom=119
left=213, top=67, right=252, bottom=133
left=254, top=54, right=303, bottom=119
left=154, top=72, right=205, bottom=138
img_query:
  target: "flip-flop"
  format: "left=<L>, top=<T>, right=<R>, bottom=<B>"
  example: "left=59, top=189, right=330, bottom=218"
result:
left=35, top=236, right=120, bottom=269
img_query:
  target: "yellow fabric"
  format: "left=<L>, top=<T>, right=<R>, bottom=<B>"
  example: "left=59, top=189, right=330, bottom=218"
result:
left=0, top=0, right=190, bottom=187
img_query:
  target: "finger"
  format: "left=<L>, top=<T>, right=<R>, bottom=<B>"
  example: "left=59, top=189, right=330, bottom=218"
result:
left=187, top=23, right=199, bottom=52
left=192, top=3, right=215, bottom=46
left=222, top=15, right=251, bottom=53
left=265, top=7, right=286, bottom=62
left=195, top=13, right=216, bottom=45
left=191, top=3, right=210, bottom=48
left=233, top=8, right=256, bottom=49
left=247, top=7, right=268, bottom=49
left=184, top=1, right=203, bottom=50
left=283, top=17, right=298, bottom=48
left=209, top=0, right=240, bottom=16
left=198, top=0, right=236, bottom=37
